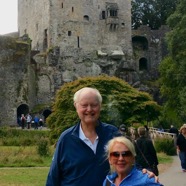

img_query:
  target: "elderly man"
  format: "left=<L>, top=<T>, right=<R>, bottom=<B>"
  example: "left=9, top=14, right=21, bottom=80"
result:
left=46, top=87, right=157, bottom=186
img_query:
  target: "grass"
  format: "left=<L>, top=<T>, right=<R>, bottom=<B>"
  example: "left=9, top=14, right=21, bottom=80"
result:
left=158, top=152, right=173, bottom=164
left=0, top=146, right=54, bottom=167
left=0, top=147, right=173, bottom=186
left=0, top=167, right=50, bottom=186
left=0, top=127, right=174, bottom=185
left=0, top=145, right=53, bottom=185
left=157, top=152, right=174, bottom=174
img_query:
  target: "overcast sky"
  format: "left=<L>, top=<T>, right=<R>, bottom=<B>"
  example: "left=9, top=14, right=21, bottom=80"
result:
left=0, top=0, right=18, bottom=35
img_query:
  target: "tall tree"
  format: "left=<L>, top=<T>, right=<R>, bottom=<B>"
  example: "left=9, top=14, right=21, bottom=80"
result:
left=132, top=0, right=178, bottom=29
left=159, top=0, right=186, bottom=124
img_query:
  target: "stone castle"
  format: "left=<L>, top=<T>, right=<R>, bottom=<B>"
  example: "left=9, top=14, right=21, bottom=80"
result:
left=0, top=0, right=169, bottom=126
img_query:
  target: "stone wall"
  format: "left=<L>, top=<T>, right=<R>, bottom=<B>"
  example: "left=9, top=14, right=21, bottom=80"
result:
left=18, top=0, right=135, bottom=106
left=18, top=0, right=50, bottom=51
left=18, top=0, right=132, bottom=55
left=0, top=36, right=32, bottom=126
left=0, top=0, right=170, bottom=126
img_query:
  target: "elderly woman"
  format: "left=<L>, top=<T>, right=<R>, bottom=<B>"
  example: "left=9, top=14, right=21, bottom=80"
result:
left=46, top=87, right=158, bottom=186
left=103, top=136, right=163, bottom=186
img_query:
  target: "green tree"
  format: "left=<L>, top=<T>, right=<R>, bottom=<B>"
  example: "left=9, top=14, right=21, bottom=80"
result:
left=132, top=0, right=178, bottom=29
left=47, top=75, right=161, bottom=144
left=159, top=0, right=186, bottom=124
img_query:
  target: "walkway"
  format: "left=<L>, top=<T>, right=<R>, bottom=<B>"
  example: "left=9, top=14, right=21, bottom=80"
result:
left=159, top=155, right=186, bottom=186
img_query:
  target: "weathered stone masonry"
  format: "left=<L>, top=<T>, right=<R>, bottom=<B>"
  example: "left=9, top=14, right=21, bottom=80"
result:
left=0, top=0, right=169, bottom=126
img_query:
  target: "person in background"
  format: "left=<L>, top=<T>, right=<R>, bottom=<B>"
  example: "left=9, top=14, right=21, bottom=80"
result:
left=135, top=127, right=159, bottom=176
left=169, top=124, right=179, bottom=137
left=119, top=124, right=130, bottom=138
left=103, top=136, right=163, bottom=186
left=34, top=115, right=39, bottom=129
left=17, top=116, right=21, bottom=127
left=26, top=113, right=32, bottom=129
left=39, top=118, right=43, bottom=129
left=158, top=125, right=164, bottom=132
left=144, top=124, right=151, bottom=139
left=21, top=114, right=26, bottom=129
left=176, top=124, right=186, bottom=172
left=46, top=87, right=157, bottom=186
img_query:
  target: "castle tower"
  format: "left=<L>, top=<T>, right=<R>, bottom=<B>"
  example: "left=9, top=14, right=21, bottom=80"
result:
left=17, top=0, right=134, bottom=107
left=18, top=0, right=132, bottom=54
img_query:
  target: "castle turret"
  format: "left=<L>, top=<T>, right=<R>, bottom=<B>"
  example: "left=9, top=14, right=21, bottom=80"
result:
left=18, top=0, right=132, bottom=54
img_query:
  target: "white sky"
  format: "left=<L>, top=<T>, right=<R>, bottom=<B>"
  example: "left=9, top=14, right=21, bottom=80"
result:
left=0, top=0, right=18, bottom=35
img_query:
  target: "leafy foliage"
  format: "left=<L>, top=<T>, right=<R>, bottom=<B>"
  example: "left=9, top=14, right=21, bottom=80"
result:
left=0, top=127, right=49, bottom=146
left=159, top=0, right=186, bottom=124
left=132, top=0, right=178, bottom=29
left=37, top=138, right=50, bottom=157
left=46, top=75, right=161, bottom=144
left=154, top=137, right=176, bottom=155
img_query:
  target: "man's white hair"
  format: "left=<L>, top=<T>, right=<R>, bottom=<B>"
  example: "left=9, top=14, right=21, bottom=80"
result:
left=73, top=87, right=102, bottom=104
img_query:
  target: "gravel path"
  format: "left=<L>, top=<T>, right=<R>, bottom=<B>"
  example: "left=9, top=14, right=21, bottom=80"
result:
left=159, top=155, right=186, bottom=186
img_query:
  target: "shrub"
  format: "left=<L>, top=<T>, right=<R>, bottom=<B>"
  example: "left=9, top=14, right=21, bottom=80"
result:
left=0, top=128, right=49, bottom=146
left=37, top=138, right=49, bottom=157
left=154, top=137, right=176, bottom=156
left=47, top=75, right=161, bottom=144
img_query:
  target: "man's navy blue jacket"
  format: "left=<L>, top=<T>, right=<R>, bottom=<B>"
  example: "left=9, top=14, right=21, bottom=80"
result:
left=46, top=121, right=119, bottom=186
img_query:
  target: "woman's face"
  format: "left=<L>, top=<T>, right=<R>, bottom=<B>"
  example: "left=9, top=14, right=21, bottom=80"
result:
left=109, top=142, right=135, bottom=177
left=75, top=91, right=101, bottom=125
left=182, top=128, right=186, bottom=135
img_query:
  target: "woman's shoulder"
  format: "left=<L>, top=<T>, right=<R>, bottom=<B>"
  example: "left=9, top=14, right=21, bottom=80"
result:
left=131, top=168, right=163, bottom=185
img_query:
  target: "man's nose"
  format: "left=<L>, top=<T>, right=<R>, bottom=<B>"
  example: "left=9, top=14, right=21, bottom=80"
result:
left=86, top=105, right=93, bottom=111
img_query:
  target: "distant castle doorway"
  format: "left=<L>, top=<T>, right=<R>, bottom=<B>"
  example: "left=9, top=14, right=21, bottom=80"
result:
left=17, top=104, right=29, bottom=118
left=42, top=109, right=52, bottom=122
left=17, top=104, right=29, bottom=125
left=139, top=57, right=148, bottom=71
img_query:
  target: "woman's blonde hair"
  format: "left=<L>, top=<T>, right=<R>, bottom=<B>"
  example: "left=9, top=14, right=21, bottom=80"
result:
left=180, top=124, right=186, bottom=133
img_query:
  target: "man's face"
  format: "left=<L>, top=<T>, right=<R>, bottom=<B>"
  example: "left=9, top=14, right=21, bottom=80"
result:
left=75, top=91, right=101, bottom=125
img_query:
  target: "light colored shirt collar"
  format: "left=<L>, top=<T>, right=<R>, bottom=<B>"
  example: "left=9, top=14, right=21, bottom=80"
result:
left=79, top=124, right=99, bottom=154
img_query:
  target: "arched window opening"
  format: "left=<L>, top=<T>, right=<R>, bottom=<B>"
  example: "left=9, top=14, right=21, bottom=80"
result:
left=68, top=31, right=72, bottom=36
left=17, top=104, right=29, bottom=126
left=102, top=11, right=106, bottom=19
left=83, top=15, right=89, bottom=21
left=132, top=36, right=148, bottom=50
left=139, top=58, right=148, bottom=71
left=42, top=109, right=52, bottom=123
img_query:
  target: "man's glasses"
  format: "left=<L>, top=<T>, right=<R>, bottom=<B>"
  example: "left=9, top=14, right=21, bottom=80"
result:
left=110, top=151, right=132, bottom=158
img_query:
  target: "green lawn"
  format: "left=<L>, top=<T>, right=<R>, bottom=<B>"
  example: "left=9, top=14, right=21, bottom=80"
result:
left=0, top=146, right=52, bottom=185
left=0, top=167, right=50, bottom=186
left=0, top=150, right=173, bottom=186
left=0, top=146, right=54, bottom=167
